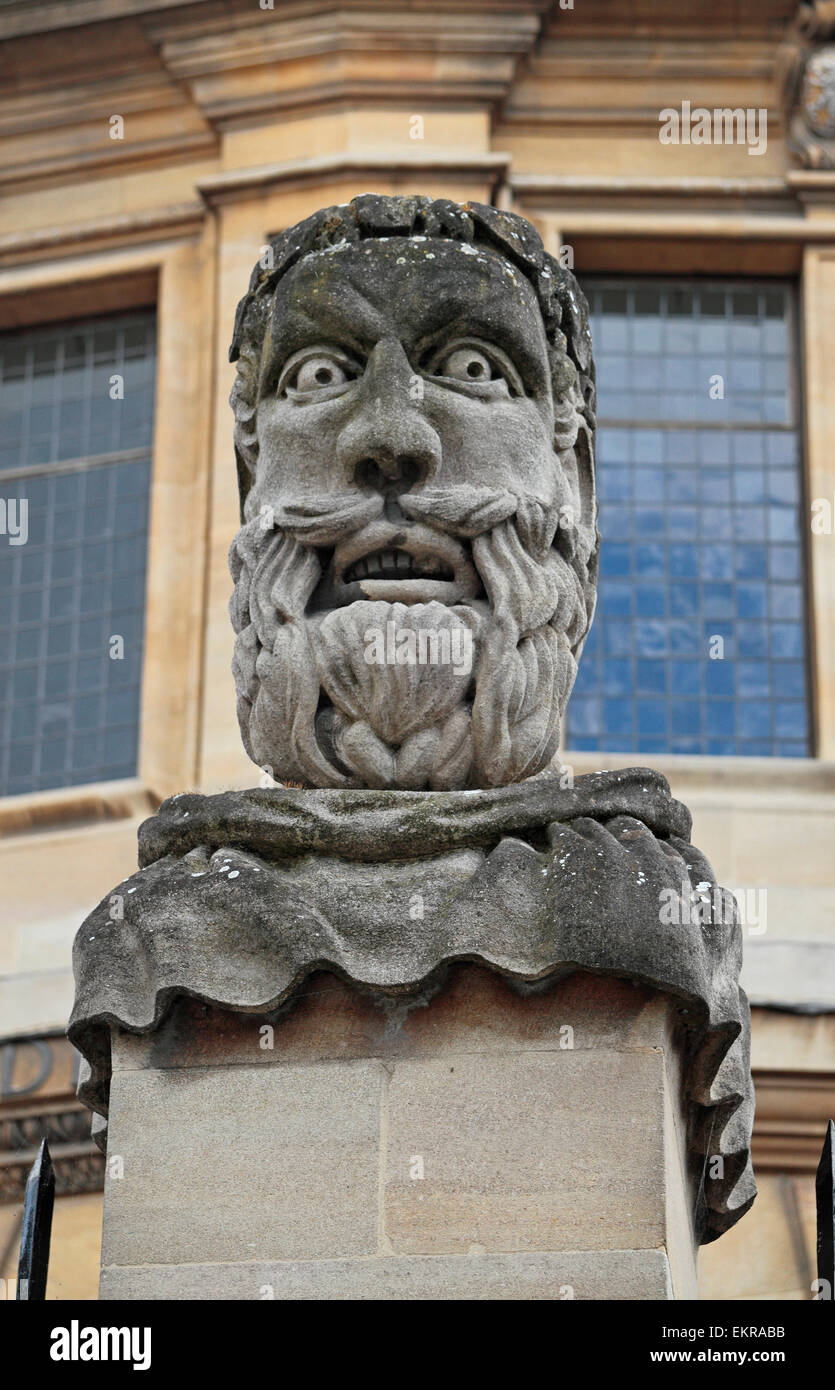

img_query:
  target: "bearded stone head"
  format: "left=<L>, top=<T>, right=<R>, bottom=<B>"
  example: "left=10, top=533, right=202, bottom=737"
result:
left=228, top=194, right=598, bottom=790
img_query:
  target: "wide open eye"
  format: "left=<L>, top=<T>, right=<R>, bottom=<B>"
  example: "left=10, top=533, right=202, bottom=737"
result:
left=438, top=346, right=492, bottom=382
left=277, top=347, right=359, bottom=399
left=295, top=356, right=348, bottom=391
left=427, top=338, right=522, bottom=394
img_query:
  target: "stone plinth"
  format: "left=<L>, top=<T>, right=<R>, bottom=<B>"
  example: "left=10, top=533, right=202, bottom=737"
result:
left=97, top=967, right=697, bottom=1300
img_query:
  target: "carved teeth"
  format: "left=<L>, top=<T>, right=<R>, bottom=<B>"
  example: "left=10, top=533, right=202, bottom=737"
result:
left=343, top=548, right=454, bottom=584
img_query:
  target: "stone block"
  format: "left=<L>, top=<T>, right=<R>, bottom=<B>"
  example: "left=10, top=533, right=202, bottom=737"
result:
left=383, top=1050, right=668, bottom=1255
left=97, top=969, right=700, bottom=1298
left=101, top=1249, right=673, bottom=1301
left=101, top=1061, right=381, bottom=1267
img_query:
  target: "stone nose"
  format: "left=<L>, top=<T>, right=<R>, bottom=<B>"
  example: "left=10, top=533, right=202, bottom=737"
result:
left=336, top=338, right=441, bottom=500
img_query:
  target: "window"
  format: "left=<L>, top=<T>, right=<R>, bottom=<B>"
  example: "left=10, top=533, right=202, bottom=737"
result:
left=0, top=312, right=156, bottom=796
left=567, top=279, right=809, bottom=758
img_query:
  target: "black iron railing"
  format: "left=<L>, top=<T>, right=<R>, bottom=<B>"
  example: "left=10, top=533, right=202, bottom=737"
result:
left=16, top=1138, right=54, bottom=1301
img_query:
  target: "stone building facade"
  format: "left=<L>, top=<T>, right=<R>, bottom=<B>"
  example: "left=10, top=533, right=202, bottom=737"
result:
left=0, top=0, right=833, bottom=1299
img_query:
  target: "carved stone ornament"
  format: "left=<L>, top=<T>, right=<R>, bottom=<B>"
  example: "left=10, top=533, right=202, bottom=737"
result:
left=782, top=1, right=835, bottom=167
left=70, top=196, right=756, bottom=1247
left=227, top=195, right=598, bottom=791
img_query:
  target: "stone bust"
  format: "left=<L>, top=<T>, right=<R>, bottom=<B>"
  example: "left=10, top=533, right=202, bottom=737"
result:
left=70, top=194, right=755, bottom=1245
left=228, top=195, right=598, bottom=789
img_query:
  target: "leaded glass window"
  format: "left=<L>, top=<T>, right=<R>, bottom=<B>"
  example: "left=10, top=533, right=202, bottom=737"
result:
left=567, top=280, right=808, bottom=757
left=0, top=312, right=156, bottom=795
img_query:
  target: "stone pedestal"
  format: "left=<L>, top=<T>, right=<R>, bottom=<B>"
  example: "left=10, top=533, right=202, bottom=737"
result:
left=97, top=967, right=697, bottom=1300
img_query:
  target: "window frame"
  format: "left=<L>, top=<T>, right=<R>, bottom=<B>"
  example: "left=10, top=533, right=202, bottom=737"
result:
left=0, top=307, right=157, bottom=795
left=513, top=211, right=829, bottom=766
left=565, top=270, right=812, bottom=760
left=0, top=238, right=212, bottom=819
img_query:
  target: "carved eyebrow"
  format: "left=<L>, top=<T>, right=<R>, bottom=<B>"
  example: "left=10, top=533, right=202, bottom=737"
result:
left=412, top=308, right=547, bottom=394
left=266, top=253, right=550, bottom=391
left=415, top=319, right=521, bottom=364
left=269, top=276, right=388, bottom=366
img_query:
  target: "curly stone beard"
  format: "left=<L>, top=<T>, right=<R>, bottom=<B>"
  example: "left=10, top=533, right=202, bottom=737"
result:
left=229, top=486, right=589, bottom=790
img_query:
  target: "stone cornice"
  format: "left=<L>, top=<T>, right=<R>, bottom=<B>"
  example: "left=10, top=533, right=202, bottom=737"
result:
left=0, top=0, right=205, bottom=41
left=157, top=4, right=547, bottom=124
left=752, top=1069, right=835, bottom=1172
left=0, top=203, right=205, bottom=269
left=510, top=173, right=794, bottom=200
left=515, top=205, right=835, bottom=241
left=0, top=2, right=806, bottom=196
left=0, top=134, right=217, bottom=198
left=0, top=777, right=160, bottom=838
left=787, top=169, right=835, bottom=203
left=539, top=1, right=796, bottom=42
left=0, top=71, right=183, bottom=136
left=159, top=6, right=544, bottom=77
left=525, top=36, right=782, bottom=78
left=0, top=1, right=546, bottom=192
left=197, top=150, right=511, bottom=205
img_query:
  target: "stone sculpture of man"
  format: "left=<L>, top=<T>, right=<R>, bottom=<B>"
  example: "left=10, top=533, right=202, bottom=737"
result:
left=228, top=195, right=598, bottom=790
left=70, top=195, right=755, bottom=1251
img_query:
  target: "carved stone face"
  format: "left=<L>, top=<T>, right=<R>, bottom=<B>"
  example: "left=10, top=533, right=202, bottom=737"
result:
left=229, top=197, right=598, bottom=790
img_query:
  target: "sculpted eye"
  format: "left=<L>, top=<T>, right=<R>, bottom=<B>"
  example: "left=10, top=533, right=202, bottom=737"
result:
left=437, top=347, right=492, bottom=382
left=295, top=356, right=348, bottom=391
left=277, top=347, right=358, bottom=399
left=426, top=338, right=522, bottom=394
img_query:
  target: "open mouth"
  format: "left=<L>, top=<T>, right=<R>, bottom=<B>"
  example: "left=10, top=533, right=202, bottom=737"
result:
left=308, top=520, right=482, bottom=611
left=343, top=549, right=455, bottom=585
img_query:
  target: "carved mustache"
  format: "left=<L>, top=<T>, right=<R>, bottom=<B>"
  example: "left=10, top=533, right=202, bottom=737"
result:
left=231, top=479, right=587, bottom=650
left=399, top=487, right=561, bottom=561
left=266, top=484, right=565, bottom=561
left=265, top=494, right=384, bottom=546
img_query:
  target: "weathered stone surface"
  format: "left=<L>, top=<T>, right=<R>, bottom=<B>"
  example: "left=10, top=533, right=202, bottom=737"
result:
left=136, top=765, right=690, bottom=865
left=383, top=1051, right=669, bottom=1255
left=70, top=767, right=755, bottom=1243
left=100, top=1250, right=673, bottom=1301
left=107, top=969, right=674, bottom=1073
left=101, top=1062, right=381, bottom=1267
left=662, top=1041, right=700, bottom=1300
left=70, top=195, right=757, bottom=1290
left=227, top=195, right=598, bottom=791
left=96, top=970, right=691, bottom=1296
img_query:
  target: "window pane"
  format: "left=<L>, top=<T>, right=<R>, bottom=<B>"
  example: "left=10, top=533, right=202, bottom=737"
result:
left=567, top=280, right=808, bottom=758
left=0, top=311, right=156, bottom=795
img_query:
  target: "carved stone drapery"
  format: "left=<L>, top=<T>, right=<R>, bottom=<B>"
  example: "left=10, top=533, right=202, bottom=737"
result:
left=69, top=768, right=755, bottom=1244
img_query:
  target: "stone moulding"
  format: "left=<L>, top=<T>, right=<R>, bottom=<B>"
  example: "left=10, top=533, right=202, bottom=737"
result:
left=69, top=767, right=755, bottom=1244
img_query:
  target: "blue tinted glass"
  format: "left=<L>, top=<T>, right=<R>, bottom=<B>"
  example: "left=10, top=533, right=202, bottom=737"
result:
left=0, top=313, right=156, bottom=794
left=566, top=280, right=807, bottom=757
left=671, top=662, right=700, bottom=696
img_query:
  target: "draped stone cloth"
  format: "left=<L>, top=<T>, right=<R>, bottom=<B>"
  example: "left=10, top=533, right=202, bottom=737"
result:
left=69, top=767, right=755, bottom=1242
